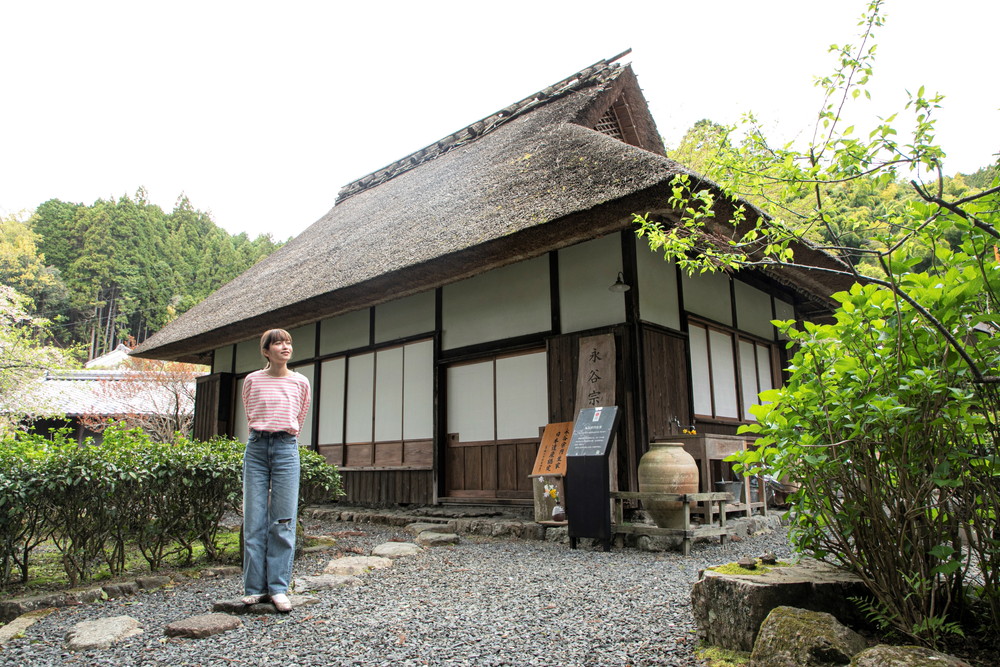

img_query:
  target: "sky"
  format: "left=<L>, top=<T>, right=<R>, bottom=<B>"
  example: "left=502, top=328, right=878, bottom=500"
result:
left=2, top=1, right=998, bottom=240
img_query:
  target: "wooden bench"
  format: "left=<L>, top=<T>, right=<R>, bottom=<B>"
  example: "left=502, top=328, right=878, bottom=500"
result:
left=611, top=491, right=733, bottom=556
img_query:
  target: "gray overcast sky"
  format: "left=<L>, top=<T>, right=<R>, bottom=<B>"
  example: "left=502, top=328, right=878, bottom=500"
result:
left=2, top=1, right=997, bottom=239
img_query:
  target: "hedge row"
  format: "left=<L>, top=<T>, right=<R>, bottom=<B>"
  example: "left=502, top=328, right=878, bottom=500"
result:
left=0, top=424, right=343, bottom=588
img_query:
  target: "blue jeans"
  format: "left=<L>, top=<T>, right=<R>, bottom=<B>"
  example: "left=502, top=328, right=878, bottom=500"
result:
left=243, top=429, right=300, bottom=596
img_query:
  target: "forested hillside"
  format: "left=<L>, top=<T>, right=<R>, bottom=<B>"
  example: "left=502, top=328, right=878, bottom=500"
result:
left=1, top=189, right=283, bottom=360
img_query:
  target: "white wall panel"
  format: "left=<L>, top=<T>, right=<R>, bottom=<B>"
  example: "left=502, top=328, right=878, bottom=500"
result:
left=559, top=235, right=626, bottom=333
left=289, top=325, right=316, bottom=360
left=496, top=352, right=548, bottom=440
left=375, top=291, right=435, bottom=343
left=235, top=339, right=261, bottom=374
left=689, top=325, right=712, bottom=416
left=374, top=347, right=404, bottom=442
left=345, top=353, right=374, bottom=443
left=735, top=281, right=774, bottom=340
left=213, top=345, right=234, bottom=375
left=234, top=377, right=248, bottom=442
left=709, top=329, right=739, bottom=418
left=442, top=256, right=550, bottom=349
left=320, top=309, right=370, bottom=355
left=446, top=361, right=495, bottom=442
left=293, top=364, right=315, bottom=447
left=681, top=271, right=733, bottom=326
left=318, top=358, right=346, bottom=444
left=739, top=339, right=759, bottom=421
left=636, top=244, right=680, bottom=330
left=403, top=340, right=434, bottom=440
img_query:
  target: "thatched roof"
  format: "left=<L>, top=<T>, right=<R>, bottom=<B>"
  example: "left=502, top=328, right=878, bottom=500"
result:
left=133, top=53, right=849, bottom=363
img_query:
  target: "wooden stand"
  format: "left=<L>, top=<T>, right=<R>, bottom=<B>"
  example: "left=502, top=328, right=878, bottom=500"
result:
left=610, top=491, right=732, bottom=556
left=662, top=434, right=768, bottom=522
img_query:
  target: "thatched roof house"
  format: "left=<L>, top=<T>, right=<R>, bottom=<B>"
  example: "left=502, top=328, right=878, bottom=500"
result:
left=134, top=52, right=848, bottom=508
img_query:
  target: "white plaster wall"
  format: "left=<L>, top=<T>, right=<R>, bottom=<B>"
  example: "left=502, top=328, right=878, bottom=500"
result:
left=374, top=347, right=404, bottom=442
left=212, top=345, right=234, bottom=375
left=402, top=340, right=433, bottom=440
left=496, top=351, right=548, bottom=440
left=235, top=339, right=261, bottom=374
left=735, top=280, right=774, bottom=340
left=559, top=234, right=626, bottom=333
left=318, top=357, right=346, bottom=444
left=681, top=271, right=733, bottom=326
left=446, top=361, right=495, bottom=442
left=636, top=243, right=680, bottom=330
left=320, top=309, right=370, bottom=355
left=345, top=352, right=374, bottom=443
left=289, top=324, right=316, bottom=360
left=442, top=255, right=550, bottom=350
left=375, top=291, right=435, bottom=343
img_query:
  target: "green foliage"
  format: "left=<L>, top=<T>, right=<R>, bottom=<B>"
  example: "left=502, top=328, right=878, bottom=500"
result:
left=640, top=0, right=1000, bottom=646
left=299, top=447, right=345, bottom=513
left=0, top=424, right=343, bottom=588
left=0, top=286, right=79, bottom=432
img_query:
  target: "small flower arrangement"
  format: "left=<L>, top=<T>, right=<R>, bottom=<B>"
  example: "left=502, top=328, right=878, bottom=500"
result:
left=543, top=482, right=560, bottom=504
left=682, top=427, right=698, bottom=435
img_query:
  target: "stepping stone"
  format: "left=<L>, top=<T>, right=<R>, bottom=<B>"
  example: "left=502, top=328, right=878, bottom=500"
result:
left=404, top=522, right=449, bottom=536
left=322, top=556, right=393, bottom=576
left=293, top=574, right=362, bottom=592
left=0, top=609, right=56, bottom=646
left=416, top=531, right=460, bottom=547
left=65, top=615, right=142, bottom=651
left=372, top=542, right=423, bottom=558
left=213, top=595, right=319, bottom=615
left=165, top=613, right=243, bottom=638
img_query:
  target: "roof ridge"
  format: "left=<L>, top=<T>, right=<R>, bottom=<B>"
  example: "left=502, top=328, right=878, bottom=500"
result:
left=334, top=49, right=632, bottom=204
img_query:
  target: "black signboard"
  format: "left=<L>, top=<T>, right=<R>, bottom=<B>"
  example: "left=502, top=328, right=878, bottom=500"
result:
left=565, top=406, right=620, bottom=551
left=566, top=406, right=618, bottom=457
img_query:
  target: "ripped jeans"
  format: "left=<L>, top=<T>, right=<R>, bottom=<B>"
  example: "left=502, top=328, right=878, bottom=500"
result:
left=243, top=429, right=300, bottom=596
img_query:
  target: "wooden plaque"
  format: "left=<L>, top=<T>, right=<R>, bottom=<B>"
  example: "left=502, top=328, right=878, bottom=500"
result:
left=530, top=421, right=574, bottom=476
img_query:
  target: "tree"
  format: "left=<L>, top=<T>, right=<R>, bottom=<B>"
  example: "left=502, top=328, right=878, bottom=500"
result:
left=0, top=286, right=77, bottom=433
left=78, top=357, right=206, bottom=443
left=637, top=0, right=999, bottom=646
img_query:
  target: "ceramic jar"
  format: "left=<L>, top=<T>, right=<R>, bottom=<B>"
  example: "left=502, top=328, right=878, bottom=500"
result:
left=637, top=441, right=700, bottom=529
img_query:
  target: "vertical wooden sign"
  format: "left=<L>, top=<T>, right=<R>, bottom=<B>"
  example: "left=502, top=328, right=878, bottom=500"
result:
left=575, top=334, right=616, bottom=410
left=574, top=333, right=618, bottom=493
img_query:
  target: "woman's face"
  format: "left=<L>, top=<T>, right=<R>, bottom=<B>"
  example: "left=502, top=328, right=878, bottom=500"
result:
left=263, top=337, right=293, bottom=364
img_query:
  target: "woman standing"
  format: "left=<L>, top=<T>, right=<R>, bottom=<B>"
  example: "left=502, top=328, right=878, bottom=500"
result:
left=240, top=329, right=311, bottom=612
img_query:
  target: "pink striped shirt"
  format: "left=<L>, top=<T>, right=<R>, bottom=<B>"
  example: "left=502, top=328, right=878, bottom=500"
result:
left=242, top=369, right=311, bottom=435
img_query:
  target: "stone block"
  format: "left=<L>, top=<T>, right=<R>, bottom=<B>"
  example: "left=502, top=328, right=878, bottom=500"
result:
left=135, top=575, right=172, bottom=590
left=749, top=606, right=867, bottom=666
left=322, top=555, right=393, bottom=576
left=0, top=593, right=68, bottom=623
left=404, top=522, right=449, bottom=536
left=372, top=541, right=423, bottom=558
left=691, top=559, right=871, bottom=652
left=165, top=613, right=243, bottom=638
left=213, top=595, right=318, bottom=615
left=102, top=582, right=140, bottom=598
left=851, top=645, right=972, bottom=666
left=417, top=531, right=460, bottom=547
left=293, top=574, right=362, bottom=592
left=65, top=615, right=142, bottom=651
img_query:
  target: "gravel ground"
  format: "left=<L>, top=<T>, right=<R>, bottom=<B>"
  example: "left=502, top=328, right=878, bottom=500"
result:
left=1, top=516, right=794, bottom=667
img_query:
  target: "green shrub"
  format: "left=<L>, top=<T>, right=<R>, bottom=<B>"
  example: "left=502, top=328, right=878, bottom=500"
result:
left=299, top=447, right=344, bottom=513
left=0, top=424, right=343, bottom=588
